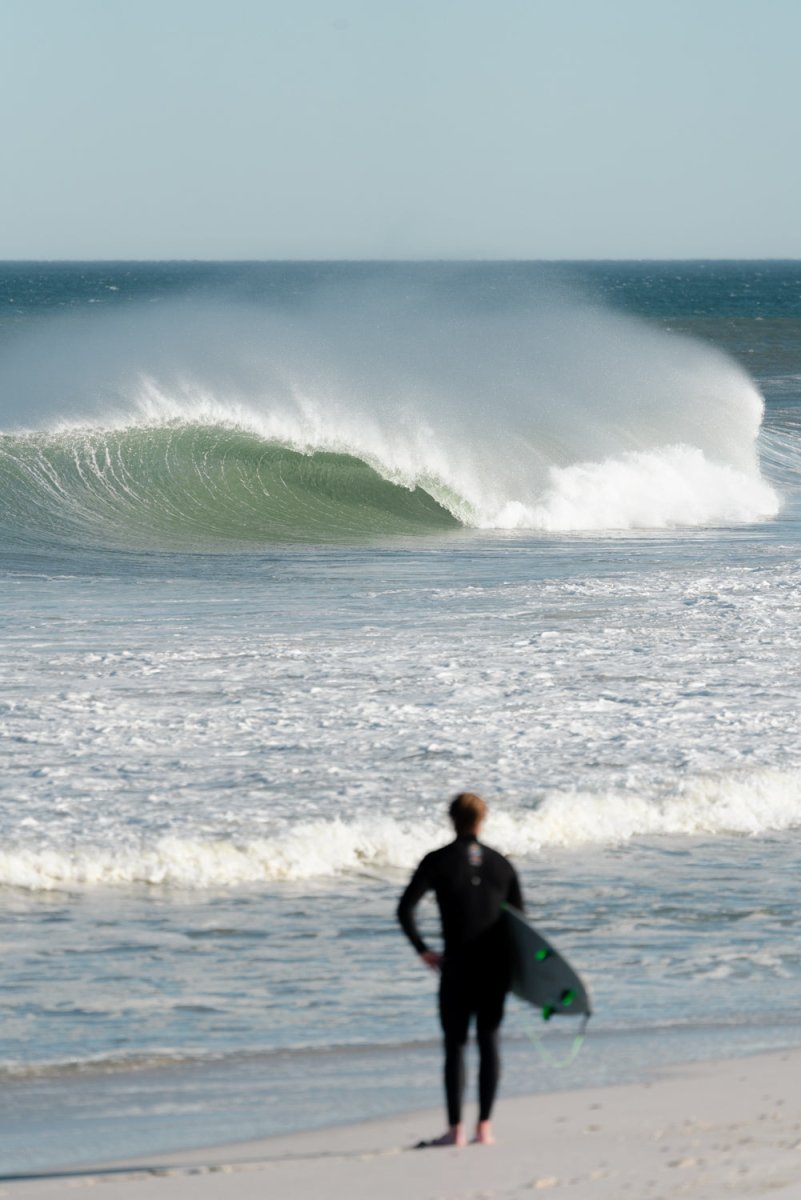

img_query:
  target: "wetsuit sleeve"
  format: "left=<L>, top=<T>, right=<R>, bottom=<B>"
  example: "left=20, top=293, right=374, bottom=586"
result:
left=397, top=857, right=434, bottom=955
left=507, top=865, right=524, bottom=913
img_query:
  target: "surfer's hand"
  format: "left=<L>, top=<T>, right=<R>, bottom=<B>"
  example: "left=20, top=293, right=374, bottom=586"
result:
left=420, top=950, right=443, bottom=972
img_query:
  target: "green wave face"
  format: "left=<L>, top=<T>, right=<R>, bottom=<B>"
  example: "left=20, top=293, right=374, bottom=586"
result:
left=0, top=424, right=461, bottom=550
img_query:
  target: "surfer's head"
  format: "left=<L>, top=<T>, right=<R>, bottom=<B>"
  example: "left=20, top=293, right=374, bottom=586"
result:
left=449, top=792, right=487, bottom=836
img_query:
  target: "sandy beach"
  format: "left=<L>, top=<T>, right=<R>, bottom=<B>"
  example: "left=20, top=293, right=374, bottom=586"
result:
left=5, top=1048, right=801, bottom=1200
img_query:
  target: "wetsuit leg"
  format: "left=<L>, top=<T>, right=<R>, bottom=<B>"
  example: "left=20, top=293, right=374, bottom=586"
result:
left=475, top=981, right=506, bottom=1122
left=439, top=967, right=471, bottom=1126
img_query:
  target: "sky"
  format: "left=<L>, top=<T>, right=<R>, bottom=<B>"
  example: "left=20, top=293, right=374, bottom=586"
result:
left=1, top=0, right=800, bottom=260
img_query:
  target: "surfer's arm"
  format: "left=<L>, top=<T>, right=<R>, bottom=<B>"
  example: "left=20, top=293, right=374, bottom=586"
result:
left=507, top=868, right=524, bottom=913
left=397, top=859, right=434, bottom=955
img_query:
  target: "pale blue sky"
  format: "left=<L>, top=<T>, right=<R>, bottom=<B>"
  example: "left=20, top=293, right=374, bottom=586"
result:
left=2, top=0, right=799, bottom=259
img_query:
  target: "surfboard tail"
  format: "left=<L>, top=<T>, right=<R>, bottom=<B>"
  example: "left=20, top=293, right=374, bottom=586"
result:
left=502, top=904, right=591, bottom=1019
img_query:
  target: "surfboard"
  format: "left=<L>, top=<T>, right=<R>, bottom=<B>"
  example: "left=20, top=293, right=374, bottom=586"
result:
left=502, top=903, right=591, bottom=1021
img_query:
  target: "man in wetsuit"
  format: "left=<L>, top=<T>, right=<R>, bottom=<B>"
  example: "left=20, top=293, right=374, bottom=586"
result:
left=397, top=792, right=523, bottom=1147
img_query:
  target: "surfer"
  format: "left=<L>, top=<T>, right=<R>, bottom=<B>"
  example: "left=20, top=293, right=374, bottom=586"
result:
left=397, top=792, right=523, bottom=1147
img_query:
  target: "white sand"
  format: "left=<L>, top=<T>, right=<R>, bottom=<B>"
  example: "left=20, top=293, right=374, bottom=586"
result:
left=5, top=1049, right=801, bottom=1200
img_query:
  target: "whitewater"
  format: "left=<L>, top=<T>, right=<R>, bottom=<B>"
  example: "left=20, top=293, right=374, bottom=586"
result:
left=3, top=260, right=801, bottom=1172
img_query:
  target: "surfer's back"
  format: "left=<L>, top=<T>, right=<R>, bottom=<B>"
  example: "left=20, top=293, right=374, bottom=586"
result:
left=397, top=834, right=522, bottom=956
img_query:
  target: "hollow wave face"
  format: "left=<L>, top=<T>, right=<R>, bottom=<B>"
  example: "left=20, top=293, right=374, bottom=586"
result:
left=0, top=284, right=780, bottom=548
left=0, top=426, right=459, bottom=548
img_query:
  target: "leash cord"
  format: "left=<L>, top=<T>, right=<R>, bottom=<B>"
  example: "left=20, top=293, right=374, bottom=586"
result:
left=514, top=1008, right=590, bottom=1068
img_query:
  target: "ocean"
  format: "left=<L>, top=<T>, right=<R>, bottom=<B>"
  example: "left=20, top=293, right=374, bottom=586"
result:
left=2, top=261, right=801, bottom=1172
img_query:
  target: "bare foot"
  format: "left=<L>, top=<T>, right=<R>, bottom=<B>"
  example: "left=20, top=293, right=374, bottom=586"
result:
left=472, top=1120, right=495, bottom=1145
left=415, top=1124, right=466, bottom=1148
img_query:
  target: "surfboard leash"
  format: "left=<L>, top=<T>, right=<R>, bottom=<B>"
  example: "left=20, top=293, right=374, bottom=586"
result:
left=515, top=1009, right=590, bottom=1069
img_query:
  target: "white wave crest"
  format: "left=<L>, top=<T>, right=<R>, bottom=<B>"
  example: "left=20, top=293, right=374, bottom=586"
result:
left=491, top=445, right=780, bottom=531
left=0, top=819, right=443, bottom=891
left=490, top=769, right=801, bottom=850
left=3, top=770, right=801, bottom=891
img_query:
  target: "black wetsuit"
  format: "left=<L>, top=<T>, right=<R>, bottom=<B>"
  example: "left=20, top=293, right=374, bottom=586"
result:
left=397, top=835, right=523, bottom=1126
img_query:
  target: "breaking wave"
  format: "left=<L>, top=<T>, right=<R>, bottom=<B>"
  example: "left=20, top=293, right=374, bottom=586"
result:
left=0, top=286, right=782, bottom=547
left=3, top=768, right=801, bottom=890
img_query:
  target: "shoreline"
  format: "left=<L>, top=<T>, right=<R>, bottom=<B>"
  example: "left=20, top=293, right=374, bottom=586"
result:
left=7, top=1019, right=801, bottom=1179
left=5, top=1047, right=801, bottom=1199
